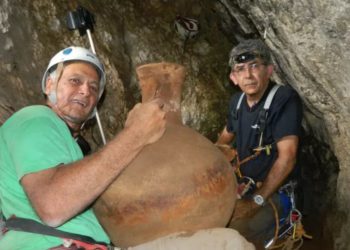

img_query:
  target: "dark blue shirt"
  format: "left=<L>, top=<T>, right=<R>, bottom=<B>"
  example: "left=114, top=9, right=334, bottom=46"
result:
left=226, top=83, right=303, bottom=182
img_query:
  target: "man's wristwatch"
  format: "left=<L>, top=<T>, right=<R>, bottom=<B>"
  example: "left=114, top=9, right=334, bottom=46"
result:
left=253, top=194, right=265, bottom=206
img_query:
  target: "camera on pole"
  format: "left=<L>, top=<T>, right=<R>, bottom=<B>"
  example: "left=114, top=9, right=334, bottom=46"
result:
left=66, top=5, right=107, bottom=145
left=66, top=6, right=95, bottom=36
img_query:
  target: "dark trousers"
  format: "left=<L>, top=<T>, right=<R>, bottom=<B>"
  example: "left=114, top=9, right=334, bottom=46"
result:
left=229, top=193, right=283, bottom=249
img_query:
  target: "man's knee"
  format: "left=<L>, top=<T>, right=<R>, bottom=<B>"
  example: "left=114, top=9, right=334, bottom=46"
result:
left=229, top=194, right=283, bottom=244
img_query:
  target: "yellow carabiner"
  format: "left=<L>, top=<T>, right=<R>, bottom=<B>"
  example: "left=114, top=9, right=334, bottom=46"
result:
left=265, top=145, right=271, bottom=155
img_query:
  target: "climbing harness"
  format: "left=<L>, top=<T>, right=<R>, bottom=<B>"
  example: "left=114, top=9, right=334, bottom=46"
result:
left=236, top=176, right=259, bottom=199
left=265, top=181, right=312, bottom=249
left=233, top=84, right=280, bottom=197
left=4, top=216, right=112, bottom=250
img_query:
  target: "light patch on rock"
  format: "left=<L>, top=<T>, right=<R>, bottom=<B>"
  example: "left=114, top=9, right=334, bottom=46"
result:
left=121, top=228, right=255, bottom=250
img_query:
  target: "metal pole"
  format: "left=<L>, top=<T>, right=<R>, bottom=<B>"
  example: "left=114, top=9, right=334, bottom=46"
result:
left=86, top=29, right=107, bottom=145
left=86, top=29, right=96, bottom=54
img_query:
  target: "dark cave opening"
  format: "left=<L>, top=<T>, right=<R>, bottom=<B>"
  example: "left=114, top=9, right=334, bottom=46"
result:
left=296, top=130, right=339, bottom=249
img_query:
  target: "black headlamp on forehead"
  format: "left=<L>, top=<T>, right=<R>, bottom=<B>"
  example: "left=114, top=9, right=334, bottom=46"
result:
left=234, top=52, right=258, bottom=64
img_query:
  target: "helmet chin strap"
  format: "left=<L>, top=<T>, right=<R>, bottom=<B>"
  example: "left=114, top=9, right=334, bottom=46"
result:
left=78, top=107, right=95, bottom=130
left=48, top=62, right=64, bottom=105
left=88, top=107, right=97, bottom=119
left=48, top=91, right=57, bottom=104
left=49, top=63, right=79, bottom=126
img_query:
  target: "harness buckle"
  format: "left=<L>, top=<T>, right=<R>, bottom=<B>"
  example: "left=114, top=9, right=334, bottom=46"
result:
left=236, top=176, right=256, bottom=199
left=253, top=144, right=272, bottom=155
left=49, top=239, right=110, bottom=250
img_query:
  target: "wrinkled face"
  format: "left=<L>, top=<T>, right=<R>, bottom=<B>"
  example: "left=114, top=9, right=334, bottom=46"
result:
left=229, top=58, right=274, bottom=98
left=45, top=62, right=100, bottom=127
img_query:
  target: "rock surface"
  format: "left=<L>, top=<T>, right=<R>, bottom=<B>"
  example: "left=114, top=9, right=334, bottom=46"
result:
left=0, top=0, right=348, bottom=248
left=124, top=228, right=255, bottom=250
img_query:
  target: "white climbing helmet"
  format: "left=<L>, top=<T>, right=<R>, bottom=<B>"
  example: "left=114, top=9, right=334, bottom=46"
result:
left=41, top=46, right=106, bottom=99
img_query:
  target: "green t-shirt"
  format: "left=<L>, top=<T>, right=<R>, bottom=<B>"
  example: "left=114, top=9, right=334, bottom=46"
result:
left=0, top=105, right=109, bottom=250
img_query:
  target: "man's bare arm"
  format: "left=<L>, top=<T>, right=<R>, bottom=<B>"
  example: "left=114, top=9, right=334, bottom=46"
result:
left=21, top=100, right=166, bottom=227
left=231, top=135, right=299, bottom=220
left=256, top=135, right=299, bottom=200
left=216, top=126, right=235, bottom=145
left=215, top=126, right=237, bottom=161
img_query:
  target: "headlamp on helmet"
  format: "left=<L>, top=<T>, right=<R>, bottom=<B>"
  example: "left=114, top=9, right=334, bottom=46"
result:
left=228, top=39, right=272, bottom=68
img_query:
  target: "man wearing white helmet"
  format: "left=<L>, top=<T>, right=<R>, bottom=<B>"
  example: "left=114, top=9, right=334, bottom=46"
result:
left=0, top=46, right=166, bottom=249
left=42, top=46, right=107, bottom=135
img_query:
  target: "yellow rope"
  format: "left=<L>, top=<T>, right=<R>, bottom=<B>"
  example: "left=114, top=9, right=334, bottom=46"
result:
left=266, top=198, right=280, bottom=249
left=234, top=151, right=261, bottom=178
left=268, top=220, right=312, bottom=250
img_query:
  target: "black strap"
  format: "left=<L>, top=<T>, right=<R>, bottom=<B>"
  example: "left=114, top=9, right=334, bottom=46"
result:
left=258, top=109, right=268, bottom=133
left=259, top=84, right=281, bottom=133
left=5, top=217, right=107, bottom=246
left=75, top=134, right=91, bottom=156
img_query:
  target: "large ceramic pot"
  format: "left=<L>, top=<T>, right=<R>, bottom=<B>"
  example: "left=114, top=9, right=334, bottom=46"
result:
left=94, top=62, right=236, bottom=248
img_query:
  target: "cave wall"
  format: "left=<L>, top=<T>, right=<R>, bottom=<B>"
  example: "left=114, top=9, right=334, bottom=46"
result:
left=0, top=0, right=235, bottom=144
left=0, top=0, right=349, bottom=248
left=219, top=1, right=349, bottom=248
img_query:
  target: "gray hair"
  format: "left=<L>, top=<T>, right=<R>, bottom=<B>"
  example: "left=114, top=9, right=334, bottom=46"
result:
left=228, top=39, right=272, bottom=67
